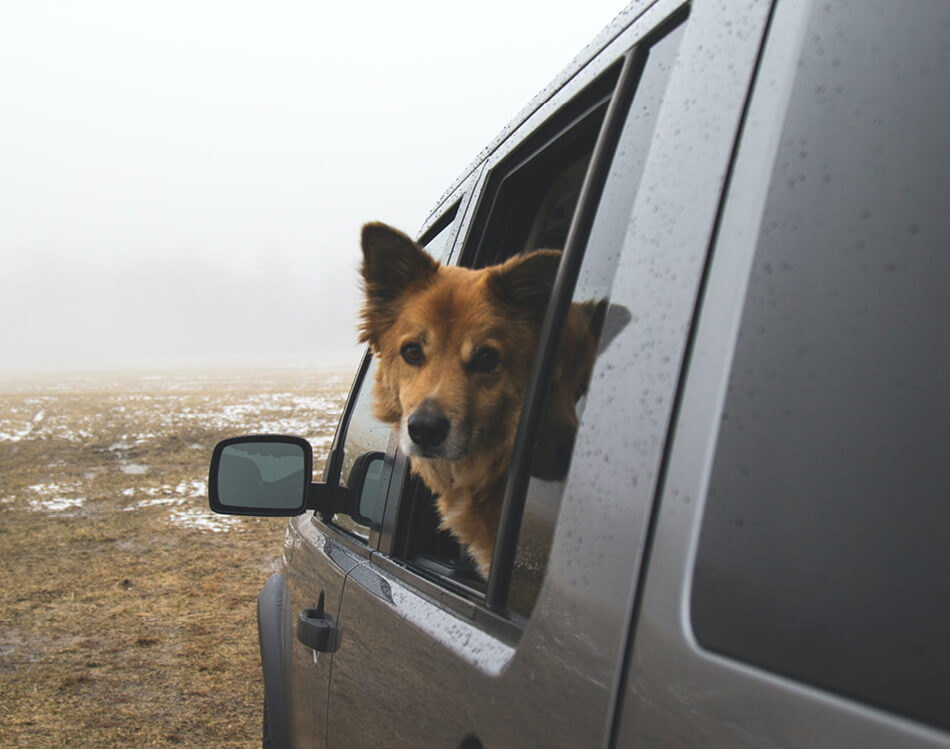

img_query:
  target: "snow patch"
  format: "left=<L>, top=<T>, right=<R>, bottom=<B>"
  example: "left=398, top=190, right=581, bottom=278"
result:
left=169, top=506, right=240, bottom=533
left=120, top=463, right=149, bottom=475
left=29, top=496, right=85, bottom=514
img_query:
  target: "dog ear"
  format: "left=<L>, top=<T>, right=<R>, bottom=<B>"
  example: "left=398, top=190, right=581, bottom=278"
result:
left=488, top=249, right=561, bottom=320
left=359, top=222, right=438, bottom=346
left=360, top=222, right=438, bottom=300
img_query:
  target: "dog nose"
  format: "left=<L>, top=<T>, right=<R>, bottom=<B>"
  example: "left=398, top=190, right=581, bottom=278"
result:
left=407, top=408, right=450, bottom=449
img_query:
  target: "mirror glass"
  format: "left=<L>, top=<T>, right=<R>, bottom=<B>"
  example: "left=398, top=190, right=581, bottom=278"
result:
left=215, top=440, right=308, bottom=511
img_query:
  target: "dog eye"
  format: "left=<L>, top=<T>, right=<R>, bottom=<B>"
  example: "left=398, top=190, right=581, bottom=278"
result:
left=401, top=342, right=424, bottom=366
left=471, top=347, right=499, bottom=373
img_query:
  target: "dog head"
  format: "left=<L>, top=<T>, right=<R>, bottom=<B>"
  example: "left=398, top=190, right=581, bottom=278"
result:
left=359, top=222, right=560, bottom=463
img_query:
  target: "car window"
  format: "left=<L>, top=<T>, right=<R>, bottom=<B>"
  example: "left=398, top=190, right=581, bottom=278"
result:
left=691, top=0, right=950, bottom=732
left=390, top=65, right=620, bottom=595
left=332, top=355, right=394, bottom=542
left=509, top=18, right=686, bottom=617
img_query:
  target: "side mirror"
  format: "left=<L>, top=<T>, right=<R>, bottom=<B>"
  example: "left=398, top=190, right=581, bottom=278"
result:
left=209, top=435, right=312, bottom=516
left=208, top=435, right=388, bottom=526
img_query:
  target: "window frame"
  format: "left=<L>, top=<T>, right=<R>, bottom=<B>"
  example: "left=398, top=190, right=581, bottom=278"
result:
left=324, top=5, right=692, bottom=630
left=365, top=61, right=629, bottom=607
left=370, top=32, right=680, bottom=621
left=460, top=66, right=620, bottom=270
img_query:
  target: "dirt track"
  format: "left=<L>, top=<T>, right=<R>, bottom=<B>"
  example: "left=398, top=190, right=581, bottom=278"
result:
left=0, top=369, right=350, bottom=748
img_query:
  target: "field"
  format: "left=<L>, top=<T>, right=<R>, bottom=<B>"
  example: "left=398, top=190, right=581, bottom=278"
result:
left=0, top=368, right=353, bottom=748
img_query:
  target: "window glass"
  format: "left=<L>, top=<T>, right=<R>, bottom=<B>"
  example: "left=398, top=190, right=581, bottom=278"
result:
left=419, top=206, right=457, bottom=261
left=510, top=20, right=686, bottom=617
left=333, top=356, right=394, bottom=541
left=691, top=1, right=950, bottom=731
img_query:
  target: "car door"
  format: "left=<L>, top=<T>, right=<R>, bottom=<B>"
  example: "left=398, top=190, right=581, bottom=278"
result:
left=280, top=351, right=386, bottom=747
left=281, top=200, right=469, bottom=747
left=617, top=0, right=950, bottom=744
left=324, top=2, right=774, bottom=746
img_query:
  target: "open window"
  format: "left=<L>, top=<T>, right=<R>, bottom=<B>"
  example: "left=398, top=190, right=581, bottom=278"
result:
left=355, top=14, right=687, bottom=617
left=377, top=65, right=620, bottom=597
left=386, top=15, right=685, bottom=610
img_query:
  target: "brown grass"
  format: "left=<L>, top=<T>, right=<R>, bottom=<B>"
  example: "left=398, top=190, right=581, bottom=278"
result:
left=0, top=368, right=351, bottom=748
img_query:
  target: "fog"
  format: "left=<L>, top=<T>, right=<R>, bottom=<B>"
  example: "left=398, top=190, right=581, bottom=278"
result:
left=0, top=1, right=627, bottom=373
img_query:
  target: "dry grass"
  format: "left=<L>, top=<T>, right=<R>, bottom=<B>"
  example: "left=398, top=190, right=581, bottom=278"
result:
left=0, top=368, right=351, bottom=748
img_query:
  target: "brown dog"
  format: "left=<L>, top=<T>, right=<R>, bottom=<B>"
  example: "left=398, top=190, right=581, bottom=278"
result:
left=359, top=222, right=605, bottom=578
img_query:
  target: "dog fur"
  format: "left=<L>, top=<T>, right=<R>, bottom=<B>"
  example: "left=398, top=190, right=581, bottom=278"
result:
left=358, top=222, right=602, bottom=577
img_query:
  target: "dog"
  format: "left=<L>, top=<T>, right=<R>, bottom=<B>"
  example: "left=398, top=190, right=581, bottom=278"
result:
left=358, top=222, right=604, bottom=577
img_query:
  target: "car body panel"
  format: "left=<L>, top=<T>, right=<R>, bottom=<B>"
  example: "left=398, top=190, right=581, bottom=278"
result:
left=281, top=515, right=366, bottom=747
left=234, top=0, right=950, bottom=745
left=617, top=0, right=950, bottom=745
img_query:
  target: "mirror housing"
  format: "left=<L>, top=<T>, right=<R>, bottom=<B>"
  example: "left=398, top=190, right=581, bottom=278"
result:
left=208, top=435, right=381, bottom=525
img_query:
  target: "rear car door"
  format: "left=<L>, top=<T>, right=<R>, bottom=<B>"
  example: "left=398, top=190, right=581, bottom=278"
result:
left=618, top=0, right=950, bottom=744
left=324, top=2, right=775, bottom=745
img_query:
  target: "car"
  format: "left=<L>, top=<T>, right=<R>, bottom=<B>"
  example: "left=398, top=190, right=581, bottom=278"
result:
left=208, top=0, right=950, bottom=745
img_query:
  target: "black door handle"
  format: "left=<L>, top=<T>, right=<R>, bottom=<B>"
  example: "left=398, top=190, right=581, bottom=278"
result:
left=297, top=592, right=342, bottom=653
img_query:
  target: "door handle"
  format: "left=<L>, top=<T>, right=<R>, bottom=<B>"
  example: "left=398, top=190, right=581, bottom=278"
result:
left=297, top=592, right=342, bottom=653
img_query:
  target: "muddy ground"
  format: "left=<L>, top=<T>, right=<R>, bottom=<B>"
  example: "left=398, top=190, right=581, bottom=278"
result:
left=0, top=368, right=351, bottom=748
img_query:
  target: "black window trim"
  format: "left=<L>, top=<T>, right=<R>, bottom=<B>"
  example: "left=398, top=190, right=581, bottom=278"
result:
left=418, top=200, right=459, bottom=248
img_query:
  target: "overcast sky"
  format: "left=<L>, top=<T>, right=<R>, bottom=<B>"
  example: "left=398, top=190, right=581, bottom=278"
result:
left=0, top=0, right=628, bottom=373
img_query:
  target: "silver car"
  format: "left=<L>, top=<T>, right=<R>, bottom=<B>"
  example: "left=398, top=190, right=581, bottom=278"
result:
left=210, top=0, right=950, bottom=745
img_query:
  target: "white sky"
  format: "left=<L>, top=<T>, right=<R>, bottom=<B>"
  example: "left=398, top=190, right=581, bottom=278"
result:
left=0, top=0, right=629, bottom=373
